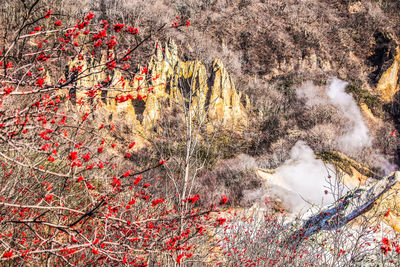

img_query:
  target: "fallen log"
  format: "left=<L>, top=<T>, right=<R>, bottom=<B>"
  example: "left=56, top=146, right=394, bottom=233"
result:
left=288, top=171, right=400, bottom=247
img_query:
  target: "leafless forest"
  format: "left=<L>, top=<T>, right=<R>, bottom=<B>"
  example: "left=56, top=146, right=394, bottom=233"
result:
left=0, top=0, right=400, bottom=266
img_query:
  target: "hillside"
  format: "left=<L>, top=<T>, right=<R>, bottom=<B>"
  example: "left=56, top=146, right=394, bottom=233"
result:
left=1, top=0, right=400, bottom=266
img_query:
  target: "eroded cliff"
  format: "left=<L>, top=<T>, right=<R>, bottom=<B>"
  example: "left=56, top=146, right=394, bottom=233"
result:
left=65, top=39, right=248, bottom=144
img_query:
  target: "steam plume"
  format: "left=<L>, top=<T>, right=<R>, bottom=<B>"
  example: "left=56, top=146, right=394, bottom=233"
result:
left=267, top=141, right=340, bottom=213
left=326, top=78, right=372, bottom=153
left=296, top=78, right=372, bottom=153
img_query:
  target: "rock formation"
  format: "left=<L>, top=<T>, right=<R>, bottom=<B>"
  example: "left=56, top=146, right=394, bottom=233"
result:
left=376, top=46, right=400, bottom=103
left=66, top=39, right=249, bottom=143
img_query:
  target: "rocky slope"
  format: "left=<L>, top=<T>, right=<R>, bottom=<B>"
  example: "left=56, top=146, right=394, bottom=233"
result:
left=65, top=39, right=248, bottom=147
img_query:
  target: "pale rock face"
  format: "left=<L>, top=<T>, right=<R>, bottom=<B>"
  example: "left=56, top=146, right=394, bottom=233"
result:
left=367, top=173, right=400, bottom=232
left=377, top=46, right=400, bottom=103
left=348, top=2, right=366, bottom=14
left=65, top=39, right=248, bottom=143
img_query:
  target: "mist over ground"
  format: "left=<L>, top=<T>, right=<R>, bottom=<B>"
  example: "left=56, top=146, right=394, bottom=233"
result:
left=267, top=141, right=338, bottom=213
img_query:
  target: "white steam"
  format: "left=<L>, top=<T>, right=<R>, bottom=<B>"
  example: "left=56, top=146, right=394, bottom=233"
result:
left=296, top=81, right=329, bottom=107
left=296, top=78, right=372, bottom=153
left=267, top=141, right=341, bottom=213
left=326, top=78, right=372, bottom=153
